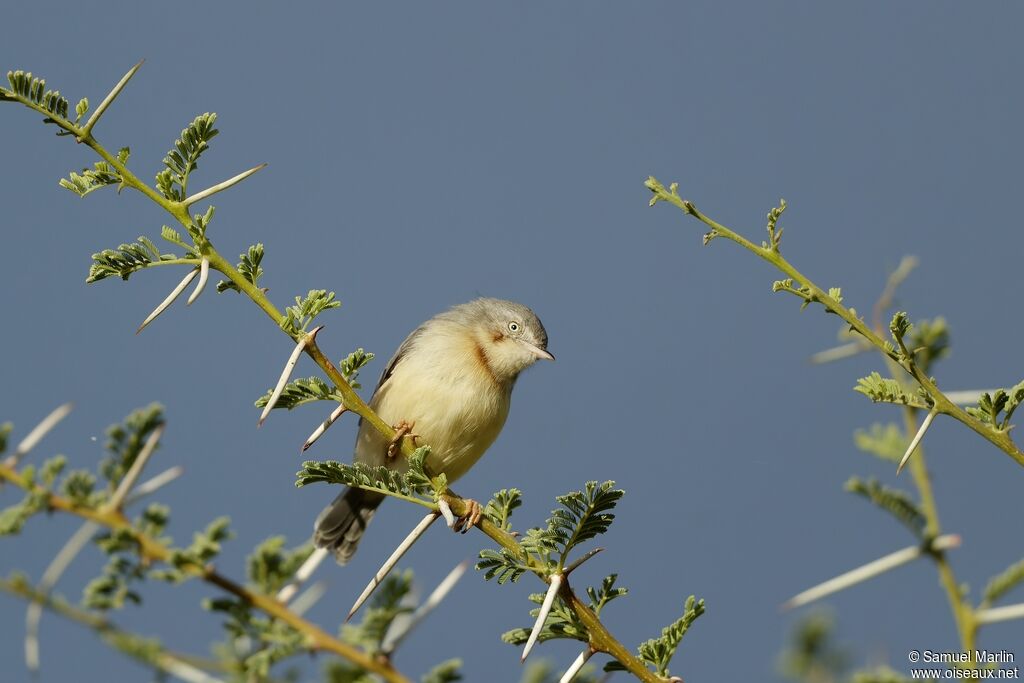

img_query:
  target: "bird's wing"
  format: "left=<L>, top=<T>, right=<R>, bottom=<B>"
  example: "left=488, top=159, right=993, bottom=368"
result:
left=357, top=323, right=427, bottom=426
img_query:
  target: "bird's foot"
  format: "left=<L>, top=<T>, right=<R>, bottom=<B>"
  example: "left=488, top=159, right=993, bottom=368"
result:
left=453, top=498, right=483, bottom=534
left=386, top=420, right=418, bottom=460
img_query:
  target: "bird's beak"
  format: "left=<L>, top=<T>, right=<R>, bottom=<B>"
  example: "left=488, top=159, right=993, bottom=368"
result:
left=521, top=341, right=555, bottom=361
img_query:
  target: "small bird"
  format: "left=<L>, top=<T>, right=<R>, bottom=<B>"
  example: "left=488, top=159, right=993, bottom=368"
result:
left=314, top=297, right=553, bottom=564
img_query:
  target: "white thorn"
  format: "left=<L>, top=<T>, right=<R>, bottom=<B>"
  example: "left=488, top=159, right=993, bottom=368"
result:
left=288, top=580, right=327, bottom=617
left=302, top=403, right=347, bottom=452
left=6, top=403, right=73, bottom=467
left=437, top=498, right=456, bottom=528
left=185, top=164, right=267, bottom=207
left=347, top=512, right=440, bottom=622
left=945, top=389, right=998, bottom=405
left=125, top=466, right=184, bottom=504
left=560, top=647, right=594, bottom=683
left=522, top=573, right=563, bottom=662
left=897, top=408, right=938, bottom=475
left=975, top=602, right=1024, bottom=625
left=382, top=560, right=469, bottom=654
left=186, top=257, right=210, bottom=305
left=30, top=459, right=185, bottom=671
left=783, top=534, right=960, bottom=609
left=258, top=326, right=321, bottom=427
left=80, top=60, right=144, bottom=136
left=26, top=520, right=99, bottom=671
left=137, top=268, right=199, bottom=334
left=159, top=656, right=227, bottom=683
left=809, top=342, right=866, bottom=365
left=276, top=547, right=328, bottom=603
left=107, top=424, right=164, bottom=510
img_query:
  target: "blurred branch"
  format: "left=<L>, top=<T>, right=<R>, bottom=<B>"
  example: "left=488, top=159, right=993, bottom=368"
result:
left=0, top=460, right=412, bottom=683
left=1, top=574, right=226, bottom=683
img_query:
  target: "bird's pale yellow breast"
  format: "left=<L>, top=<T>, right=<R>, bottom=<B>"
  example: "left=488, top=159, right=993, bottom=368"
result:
left=354, top=321, right=513, bottom=482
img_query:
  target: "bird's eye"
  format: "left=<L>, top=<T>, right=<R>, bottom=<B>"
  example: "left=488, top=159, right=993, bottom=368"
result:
left=508, top=321, right=520, bottom=333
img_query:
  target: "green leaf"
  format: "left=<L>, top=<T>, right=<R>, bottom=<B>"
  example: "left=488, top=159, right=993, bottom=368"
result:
left=324, top=661, right=375, bottom=683
left=2, top=70, right=71, bottom=125
left=0, top=422, right=11, bottom=454
left=545, top=480, right=623, bottom=563
left=295, top=455, right=434, bottom=501
left=61, top=470, right=101, bottom=507
left=342, top=569, right=414, bottom=652
left=246, top=536, right=313, bottom=595
left=587, top=574, right=628, bottom=616
left=86, top=239, right=178, bottom=283
left=967, top=380, right=1024, bottom=431
left=340, top=348, right=375, bottom=389
left=853, top=372, right=930, bottom=408
left=853, top=423, right=908, bottom=463
left=100, top=404, right=164, bottom=486
left=254, top=376, right=341, bottom=410
left=217, top=243, right=264, bottom=293
left=60, top=160, right=122, bottom=197
left=421, top=659, right=463, bottom=683
left=982, top=557, right=1024, bottom=606
left=281, top=289, right=341, bottom=335
left=907, top=317, right=950, bottom=372
left=606, top=595, right=705, bottom=676
left=477, top=547, right=533, bottom=584
left=157, top=112, right=219, bottom=200
left=484, top=488, right=523, bottom=532
left=845, top=477, right=926, bottom=539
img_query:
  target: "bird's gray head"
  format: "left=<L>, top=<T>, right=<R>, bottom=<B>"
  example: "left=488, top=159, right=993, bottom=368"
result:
left=443, top=297, right=553, bottom=383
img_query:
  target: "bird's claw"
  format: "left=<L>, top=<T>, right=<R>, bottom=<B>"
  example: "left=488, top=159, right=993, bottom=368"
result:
left=386, top=420, right=418, bottom=459
left=453, top=498, right=483, bottom=534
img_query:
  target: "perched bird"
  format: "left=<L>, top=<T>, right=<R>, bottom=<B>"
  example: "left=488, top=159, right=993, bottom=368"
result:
left=314, top=298, right=553, bottom=564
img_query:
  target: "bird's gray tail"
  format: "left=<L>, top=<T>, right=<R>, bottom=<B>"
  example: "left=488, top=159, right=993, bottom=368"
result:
left=313, top=487, right=386, bottom=565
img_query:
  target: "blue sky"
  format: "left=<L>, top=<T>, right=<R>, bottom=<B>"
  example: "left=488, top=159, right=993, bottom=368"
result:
left=1, top=3, right=1022, bottom=681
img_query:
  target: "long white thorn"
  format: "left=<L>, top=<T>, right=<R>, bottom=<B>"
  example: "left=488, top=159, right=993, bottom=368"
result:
left=783, top=534, right=960, bottom=609
left=522, top=574, right=563, bottom=662
left=5, top=403, right=73, bottom=467
left=185, top=163, right=267, bottom=207
left=347, top=512, right=440, bottom=622
left=288, top=581, right=327, bottom=617
left=276, top=547, right=329, bottom=603
left=259, top=326, right=321, bottom=427
left=107, top=424, right=165, bottom=510
left=975, top=602, right=1024, bottom=625
left=186, top=257, right=210, bottom=305
left=382, top=560, right=469, bottom=655
left=159, top=657, right=226, bottom=683
left=560, top=647, right=595, bottom=683
left=25, top=464, right=183, bottom=673
left=26, top=520, right=99, bottom=671
left=80, top=60, right=144, bottom=137
left=945, top=389, right=998, bottom=405
left=437, top=498, right=456, bottom=528
left=302, top=403, right=347, bottom=452
left=125, top=466, right=184, bottom=504
left=809, top=342, right=867, bottom=365
left=137, top=268, right=198, bottom=334
left=897, top=408, right=938, bottom=475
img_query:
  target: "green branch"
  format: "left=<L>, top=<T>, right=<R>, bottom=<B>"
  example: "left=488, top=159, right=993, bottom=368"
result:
left=1, top=65, right=674, bottom=683
left=0, top=462, right=412, bottom=683
left=645, top=176, right=1024, bottom=468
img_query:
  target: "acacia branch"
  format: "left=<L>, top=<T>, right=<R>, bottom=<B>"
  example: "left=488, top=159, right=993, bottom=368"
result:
left=645, top=177, right=1024, bottom=468
left=0, top=463, right=412, bottom=683
left=0, top=574, right=226, bottom=683
left=0, top=71, right=680, bottom=682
